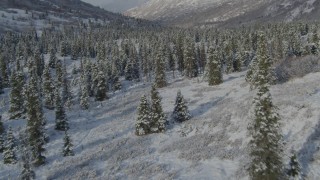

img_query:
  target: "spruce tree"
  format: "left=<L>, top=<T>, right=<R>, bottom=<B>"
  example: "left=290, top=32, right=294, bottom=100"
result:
left=20, top=132, right=35, bottom=180
left=33, top=48, right=44, bottom=77
left=0, top=115, right=4, bottom=153
left=95, top=70, right=108, bottom=101
left=3, top=127, right=17, bottom=164
left=248, top=32, right=284, bottom=180
left=55, top=60, right=63, bottom=87
left=172, top=90, right=191, bottom=123
left=154, top=45, right=167, bottom=88
left=124, top=57, right=135, bottom=81
left=0, top=75, right=3, bottom=94
left=62, top=130, right=74, bottom=157
left=111, top=61, right=121, bottom=91
left=248, top=85, right=284, bottom=179
left=42, top=64, right=55, bottom=109
left=287, top=152, right=302, bottom=179
left=25, top=73, right=46, bottom=166
left=183, top=38, right=198, bottom=78
left=136, top=95, right=151, bottom=136
left=150, top=85, right=166, bottom=133
left=0, top=53, right=9, bottom=88
left=175, top=34, right=185, bottom=74
left=71, top=41, right=78, bottom=60
left=55, top=88, right=69, bottom=131
left=61, top=63, right=72, bottom=108
left=60, top=40, right=68, bottom=57
left=246, top=32, right=273, bottom=90
left=207, top=46, right=223, bottom=86
left=80, top=74, right=89, bottom=110
left=49, top=48, right=57, bottom=68
left=224, top=41, right=234, bottom=74
left=9, top=70, right=25, bottom=119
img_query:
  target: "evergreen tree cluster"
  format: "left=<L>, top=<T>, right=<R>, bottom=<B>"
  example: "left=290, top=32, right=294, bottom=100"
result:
left=135, top=85, right=167, bottom=136
left=0, top=19, right=318, bottom=179
left=136, top=88, right=191, bottom=136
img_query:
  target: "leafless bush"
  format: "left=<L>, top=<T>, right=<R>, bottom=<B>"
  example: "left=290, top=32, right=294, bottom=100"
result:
left=274, top=55, right=320, bottom=83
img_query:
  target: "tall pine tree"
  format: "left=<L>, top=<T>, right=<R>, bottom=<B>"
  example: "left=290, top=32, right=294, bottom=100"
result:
left=248, top=32, right=284, bottom=180
left=207, top=46, right=223, bottom=86
left=154, top=45, right=167, bottom=88
left=0, top=115, right=4, bottom=153
left=62, top=130, right=74, bottom=157
left=25, top=72, right=46, bottom=166
left=42, top=64, right=55, bottom=109
left=136, top=95, right=151, bottom=136
left=9, top=70, right=25, bottom=119
left=3, top=127, right=17, bottom=164
left=150, top=85, right=166, bottom=133
left=55, top=88, right=69, bottom=131
left=172, top=90, right=191, bottom=123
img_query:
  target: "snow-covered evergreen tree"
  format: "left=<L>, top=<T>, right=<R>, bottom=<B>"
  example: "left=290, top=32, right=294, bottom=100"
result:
left=60, top=40, right=68, bottom=57
left=49, top=48, right=57, bottom=68
left=0, top=53, right=9, bottom=88
left=19, top=132, right=35, bottom=180
left=184, top=37, right=198, bottom=78
left=233, top=51, right=242, bottom=72
left=125, top=57, right=135, bottom=81
left=0, top=75, right=4, bottom=94
left=287, top=151, right=302, bottom=180
left=80, top=74, right=89, bottom=110
left=33, top=48, right=44, bottom=77
left=71, top=41, right=79, bottom=60
left=0, top=115, right=4, bottom=153
left=42, top=64, right=55, bottom=109
left=62, top=130, right=74, bottom=157
left=150, top=85, right=166, bottom=133
left=95, top=70, right=108, bottom=101
left=20, top=157, right=36, bottom=180
left=61, top=62, right=72, bottom=108
left=248, top=83, right=284, bottom=179
left=246, top=32, right=273, bottom=90
left=224, top=41, right=234, bottom=74
left=172, top=90, right=191, bottom=123
left=110, top=61, right=122, bottom=91
left=3, top=127, right=17, bottom=164
left=154, top=45, right=167, bottom=88
left=136, top=95, right=151, bottom=136
left=9, top=70, right=25, bottom=119
left=207, top=46, right=223, bottom=86
left=55, top=60, right=63, bottom=87
left=248, top=33, right=284, bottom=180
left=25, top=72, right=46, bottom=166
left=55, top=88, right=69, bottom=131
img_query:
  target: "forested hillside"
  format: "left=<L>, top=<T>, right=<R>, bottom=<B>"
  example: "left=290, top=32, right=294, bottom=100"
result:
left=0, top=20, right=319, bottom=179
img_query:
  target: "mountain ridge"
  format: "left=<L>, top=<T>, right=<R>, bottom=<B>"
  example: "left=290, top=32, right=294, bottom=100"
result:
left=0, top=0, right=149, bottom=33
left=126, top=0, right=320, bottom=27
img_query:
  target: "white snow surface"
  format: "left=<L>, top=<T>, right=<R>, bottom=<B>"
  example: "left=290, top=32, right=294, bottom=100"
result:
left=0, top=58, right=320, bottom=179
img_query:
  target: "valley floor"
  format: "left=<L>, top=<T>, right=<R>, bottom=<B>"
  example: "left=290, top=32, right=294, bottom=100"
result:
left=1, top=69, right=320, bottom=179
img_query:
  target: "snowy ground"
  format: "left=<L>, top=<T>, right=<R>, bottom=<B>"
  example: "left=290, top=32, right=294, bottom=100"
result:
left=0, top=64, right=320, bottom=179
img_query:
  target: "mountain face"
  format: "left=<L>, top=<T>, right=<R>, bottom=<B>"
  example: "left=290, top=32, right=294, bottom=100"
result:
left=0, top=0, right=135, bottom=32
left=126, top=0, right=320, bottom=27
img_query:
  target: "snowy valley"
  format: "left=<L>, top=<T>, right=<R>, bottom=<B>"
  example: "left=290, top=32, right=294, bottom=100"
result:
left=0, top=0, right=320, bottom=180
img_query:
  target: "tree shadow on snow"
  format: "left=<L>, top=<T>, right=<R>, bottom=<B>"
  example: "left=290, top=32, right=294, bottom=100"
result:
left=190, top=96, right=225, bottom=118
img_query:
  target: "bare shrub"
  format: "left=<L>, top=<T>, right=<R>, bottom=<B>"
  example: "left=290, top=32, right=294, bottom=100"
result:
left=274, top=55, right=320, bottom=83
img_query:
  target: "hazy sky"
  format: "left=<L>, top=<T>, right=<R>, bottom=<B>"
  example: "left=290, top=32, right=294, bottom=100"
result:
left=82, top=0, right=148, bottom=12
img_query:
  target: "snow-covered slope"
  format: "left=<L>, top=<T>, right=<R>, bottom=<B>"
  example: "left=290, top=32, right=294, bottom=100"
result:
left=126, top=0, right=320, bottom=27
left=0, top=0, right=141, bottom=33
left=1, top=56, right=320, bottom=179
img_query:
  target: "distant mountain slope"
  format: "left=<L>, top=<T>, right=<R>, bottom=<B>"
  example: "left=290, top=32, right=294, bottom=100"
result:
left=126, top=0, right=320, bottom=27
left=0, top=0, right=144, bottom=33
